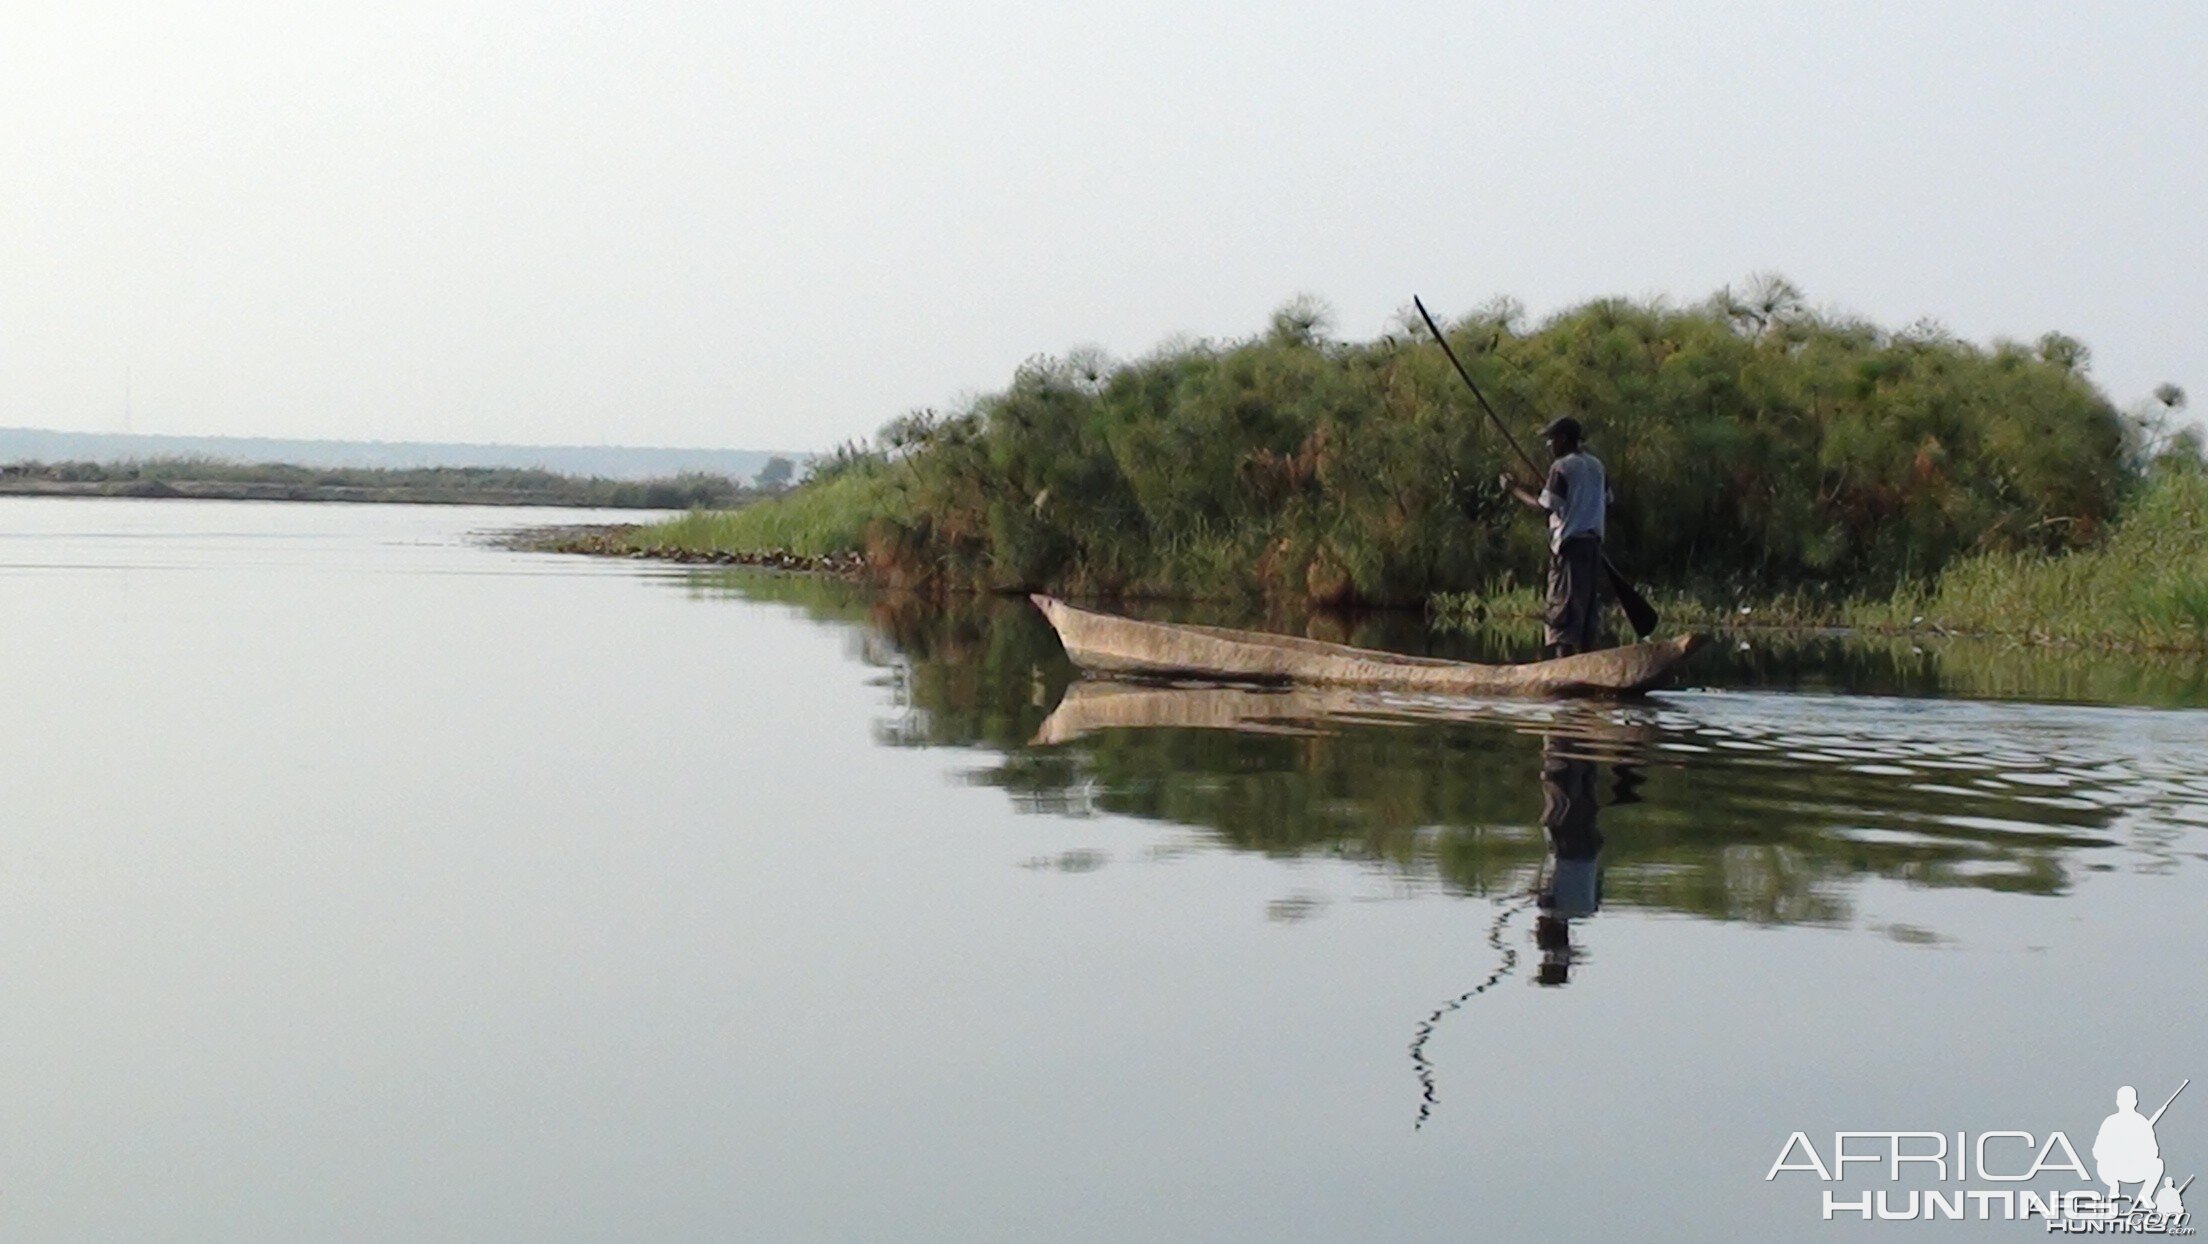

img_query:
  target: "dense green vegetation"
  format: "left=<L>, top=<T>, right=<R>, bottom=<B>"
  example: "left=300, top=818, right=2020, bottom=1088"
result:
left=1893, top=464, right=2208, bottom=649
left=624, top=279, right=2204, bottom=647
left=1429, top=463, right=2208, bottom=650
left=0, top=457, right=757, bottom=509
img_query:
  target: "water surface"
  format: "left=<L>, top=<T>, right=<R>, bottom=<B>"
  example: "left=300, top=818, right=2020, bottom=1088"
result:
left=3, top=499, right=2203, bottom=1241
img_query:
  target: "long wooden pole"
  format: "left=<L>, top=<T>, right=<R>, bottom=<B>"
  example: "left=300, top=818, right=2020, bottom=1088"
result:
left=1412, top=296, right=1659, bottom=639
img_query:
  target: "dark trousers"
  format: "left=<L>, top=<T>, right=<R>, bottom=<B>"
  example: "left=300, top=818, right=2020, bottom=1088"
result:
left=1545, top=535, right=1605, bottom=656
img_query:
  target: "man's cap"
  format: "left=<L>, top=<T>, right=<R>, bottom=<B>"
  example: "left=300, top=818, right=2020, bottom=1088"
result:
left=1541, top=416, right=1584, bottom=442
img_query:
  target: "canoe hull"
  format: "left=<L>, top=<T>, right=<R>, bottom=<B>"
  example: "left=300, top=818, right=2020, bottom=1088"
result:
left=1029, top=594, right=1705, bottom=698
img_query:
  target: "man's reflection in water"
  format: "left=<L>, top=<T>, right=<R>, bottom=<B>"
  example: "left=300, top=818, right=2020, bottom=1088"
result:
left=1413, top=722, right=1645, bottom=1127
left=1533, top=734, right=1636, bottom=985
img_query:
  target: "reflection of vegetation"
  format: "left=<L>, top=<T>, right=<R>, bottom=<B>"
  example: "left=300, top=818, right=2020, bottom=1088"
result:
left=1633, top=626, right=2208, bottom=708
left=985, top=706, right=2096, bottom=926
left=665, top=572, right=2191, bottom=931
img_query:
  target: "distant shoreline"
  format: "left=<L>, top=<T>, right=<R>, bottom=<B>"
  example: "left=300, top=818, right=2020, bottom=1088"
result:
left=0, top=457, right=779, bottom=510
left=0, top=478, right=692, bottom=509
left=0, top=425, right=797, bottom=483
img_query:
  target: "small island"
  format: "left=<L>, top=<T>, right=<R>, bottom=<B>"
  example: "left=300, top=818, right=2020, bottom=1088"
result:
left=549, top=281, right=2208, bottom=652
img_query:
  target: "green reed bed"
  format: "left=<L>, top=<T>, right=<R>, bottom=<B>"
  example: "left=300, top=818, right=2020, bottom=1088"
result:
left=1429, top=583, right=1864, bottom=633
left=1902, top=468, right=2208, bottom=650
left=631, top=466, right=910, bottom=558
left=1426, top=470, right=2208, bottom=652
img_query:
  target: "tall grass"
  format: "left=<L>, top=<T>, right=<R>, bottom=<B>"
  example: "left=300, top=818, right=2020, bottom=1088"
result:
left=1427, top=473, right=2208, bottom=651
left=1430, top=583, right=1860, bottom=633
left=1902, top=467, right=2208, bottom=649
left=630, top=465, right=910, bottom=557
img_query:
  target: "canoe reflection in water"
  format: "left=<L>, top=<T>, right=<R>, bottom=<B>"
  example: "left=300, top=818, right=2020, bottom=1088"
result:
left=1029, top=684, right=1646, bottom=985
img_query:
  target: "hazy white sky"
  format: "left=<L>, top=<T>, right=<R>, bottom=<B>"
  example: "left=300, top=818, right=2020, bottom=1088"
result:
left=4, top=1, right=2201, bottom=451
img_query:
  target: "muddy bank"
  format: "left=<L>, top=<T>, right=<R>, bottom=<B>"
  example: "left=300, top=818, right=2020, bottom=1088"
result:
left=496, top=523, right=868, bottom=575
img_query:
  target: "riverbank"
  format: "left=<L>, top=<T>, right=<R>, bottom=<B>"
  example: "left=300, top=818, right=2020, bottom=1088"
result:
left=0, top=478, right=661, bottom=508
left=508, top=287, right=2207, bottom=651
left=499, top=523, right=867, bottom=574
left=0, top=460, right=763, bottom=509
left=524, top=463, right=2208, bottom=654
left=680, top=289, right=2160, bottom=607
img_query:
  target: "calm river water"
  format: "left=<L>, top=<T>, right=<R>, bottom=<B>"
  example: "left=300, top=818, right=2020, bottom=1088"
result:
left=3, top=499, right=2204, bottom=1241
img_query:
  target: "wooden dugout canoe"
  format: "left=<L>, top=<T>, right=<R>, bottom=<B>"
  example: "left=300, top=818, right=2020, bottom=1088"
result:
left=1029, top=594, right=1707, bottom=698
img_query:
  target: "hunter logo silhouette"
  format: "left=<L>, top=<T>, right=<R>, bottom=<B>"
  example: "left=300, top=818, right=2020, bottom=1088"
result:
left=2093, top=1080, right=2188, bottom=1210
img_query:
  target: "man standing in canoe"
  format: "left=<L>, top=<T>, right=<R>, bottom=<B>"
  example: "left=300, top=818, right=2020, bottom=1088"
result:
left=1504, top=416, right=1610, bottom=658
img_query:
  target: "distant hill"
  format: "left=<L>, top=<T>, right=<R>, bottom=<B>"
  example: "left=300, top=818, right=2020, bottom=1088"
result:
left=0, top=427, right=805, bottom=483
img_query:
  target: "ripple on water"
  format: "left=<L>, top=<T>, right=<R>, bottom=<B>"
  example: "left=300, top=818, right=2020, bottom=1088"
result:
left=983, top=679, right=2208, bottom=933
left=1653, top=690, right=2206, bottom=858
